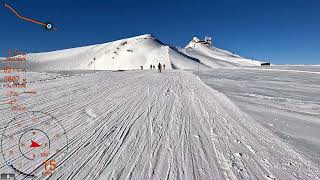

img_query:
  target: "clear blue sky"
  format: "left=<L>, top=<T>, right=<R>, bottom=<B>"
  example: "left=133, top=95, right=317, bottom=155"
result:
left=0, top=0, right=319, bottom=64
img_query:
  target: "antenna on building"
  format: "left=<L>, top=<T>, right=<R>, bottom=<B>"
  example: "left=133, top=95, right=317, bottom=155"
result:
left=204, top=36, right=212, bottom=46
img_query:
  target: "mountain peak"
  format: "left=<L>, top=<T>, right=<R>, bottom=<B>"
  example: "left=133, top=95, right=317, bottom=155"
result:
left=186, top=36, right=213, bottom=49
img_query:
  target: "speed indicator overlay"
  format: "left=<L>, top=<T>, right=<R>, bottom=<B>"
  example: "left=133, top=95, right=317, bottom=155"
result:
left=1, top=111, right=69, bottom=178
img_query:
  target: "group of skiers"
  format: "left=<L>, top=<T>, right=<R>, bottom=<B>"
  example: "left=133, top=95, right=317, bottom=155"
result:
left=150, top=63, right=165, bottom=73
left=140, top=63, right=166, bottom=72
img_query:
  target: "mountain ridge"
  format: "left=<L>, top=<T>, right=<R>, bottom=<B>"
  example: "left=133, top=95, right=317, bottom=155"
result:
left=0, top=34, right=264, bottom=71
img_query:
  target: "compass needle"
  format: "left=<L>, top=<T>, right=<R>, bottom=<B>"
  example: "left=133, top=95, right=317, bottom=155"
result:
left=30, top=140, right=41, bottom=148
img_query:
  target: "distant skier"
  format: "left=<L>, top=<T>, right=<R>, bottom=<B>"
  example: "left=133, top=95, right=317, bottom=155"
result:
left=158, top=63, right=162, bottom=73
left=163, top=64, right=166, bottom=70
left=140, top=66, right=143, bottom=70
left=153, top=65, right=155, bottom=69
left=150, top=64, right=153, bottom=70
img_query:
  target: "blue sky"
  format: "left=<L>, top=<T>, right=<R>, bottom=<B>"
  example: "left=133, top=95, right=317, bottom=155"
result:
left=0, top=0, right=319, bottom=64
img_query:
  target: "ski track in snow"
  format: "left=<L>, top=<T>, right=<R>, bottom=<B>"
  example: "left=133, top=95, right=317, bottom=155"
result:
left=0, top=70, right=319, bottom=180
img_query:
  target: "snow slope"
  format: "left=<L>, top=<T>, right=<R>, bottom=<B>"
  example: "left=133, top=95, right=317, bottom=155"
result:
left=0, top=35, right=207, bottom=71
left=181, top=37, right=264, bottom=67
left=0, top=35, right=265, bottom=71
left=0, top=70, right=319, bottom=179
left=195, top=66, right=320, bottom=165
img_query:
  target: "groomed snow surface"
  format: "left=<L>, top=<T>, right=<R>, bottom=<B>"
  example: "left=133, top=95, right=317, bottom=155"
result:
left=194, top=67, right=320, bottom=164
left=0, top=67, right=320, bottom=180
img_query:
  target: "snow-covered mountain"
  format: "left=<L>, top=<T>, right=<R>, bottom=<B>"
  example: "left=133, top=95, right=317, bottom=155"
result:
left=1, top=34, right=320, bottom=180
left=181, top=37, right=264, bottom=67
left=4, top=34, right=204, bottom=71
left=0, top=35, right=265, bottom=71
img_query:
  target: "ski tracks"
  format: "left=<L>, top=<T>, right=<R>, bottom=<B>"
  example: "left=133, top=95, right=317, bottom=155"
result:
left=1, top=70, right=319, bottom=180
